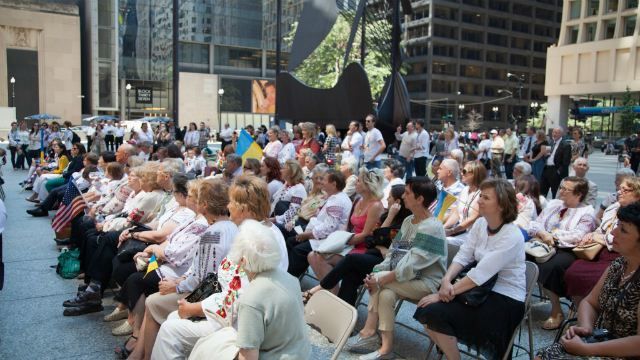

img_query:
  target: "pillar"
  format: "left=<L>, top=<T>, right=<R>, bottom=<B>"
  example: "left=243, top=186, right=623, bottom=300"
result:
left=546, top=95, right=570, bottom=131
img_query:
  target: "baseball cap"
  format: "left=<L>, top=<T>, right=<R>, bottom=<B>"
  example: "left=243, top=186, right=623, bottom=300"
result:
left=490, top=129, right=498, bottom=134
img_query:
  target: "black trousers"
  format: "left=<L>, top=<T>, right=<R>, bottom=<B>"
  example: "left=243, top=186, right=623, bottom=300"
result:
left=320, top=253, right=383, bottom=306
left=0, top=234, right=4, bottom=291
left=540, top=165, right=562, bottom=199
left=115, top=136, right=123, bottom=149
left=16, top=144, right=28, bottom=169
left=288, top=241, right=314, bottom=278
left=112, top=256, right=137, bottom=289
left=105, top=135, right=115, bottom=151
left=40, top=184, right=66, bottom=211
left=536, top=248, right=577, bottom=297
left=86, top=136, right=93, bottom=152
left=85, top=230, right=122, bottom=286
left=8, top=145, right=17, bottom=169
left=28, top=150, right=40, bottom=165
left=414, top=157, right=428, bottom=177
left=119, top=270, right=161, bottom=310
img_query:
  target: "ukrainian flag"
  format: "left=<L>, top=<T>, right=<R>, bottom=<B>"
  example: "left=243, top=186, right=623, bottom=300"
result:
left=145, top=254, right=159, bottom=278
left=236, top=129, right=263, bottom=163
left=433, top=191, right=457, bottom=222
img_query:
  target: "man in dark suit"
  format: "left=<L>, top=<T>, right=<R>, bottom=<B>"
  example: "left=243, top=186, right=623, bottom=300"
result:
left=540, top=127, right=572, bottom=199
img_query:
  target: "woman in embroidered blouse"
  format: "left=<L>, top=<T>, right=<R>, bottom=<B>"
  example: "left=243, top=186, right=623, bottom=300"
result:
left=513, top=175, right=543, bottom=232
left=297, top=121, right=321, bottom=155
left=536, top=202, right=640, bottom=360
left=263, top=126, right=283, bottom=159
left=527, top=176, right=597, bottom=330
left=414, top=178, right=526, bottom=360
left=260, top=156, right=283, bottom=201
left=183, top=122, right=200, bottom=148
left=270, top=160, right=307, bottom=229
left=444, top=160, right=486, bottom=246
left=344, top=177, right=446, bottom=359
left=124, top=179, right=238, bottom=360
left=564, top=176, right=640, bottom=305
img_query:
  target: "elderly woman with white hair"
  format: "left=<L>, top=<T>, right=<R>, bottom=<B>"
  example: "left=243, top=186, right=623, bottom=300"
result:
left=512, top=161, right=532, bottom=180
left=263, top=126, right=283, bottom=159
left=596, top=167, right=635, bottom=221
left=449, top=148, right=464, bottom=170
left=277, top=129, right=297, bottom=165
left=187, top=220, right=311, bottom=360
left=341, top=156, right=359, bottom=199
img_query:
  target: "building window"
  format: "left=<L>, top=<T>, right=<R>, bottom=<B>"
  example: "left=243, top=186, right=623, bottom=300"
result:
left=486, top=51, right=508, bottom=63
left=459, top=82, right=482, bottom=96
left=512, top=21, right=530, bottom=33
left=462, top=12, right=484, bottom=25
left=567, top=25, right=580, bottom=43
left=488, top=0, right=509, bottom=12
left=623, top=15, right=636, bottom=36
left=511, top=37, right=531, bottom=50
left=98, top=62, right=113, bottom=108
left=461, top=30, right=484, bottom=43
left=534, top=25, right=552, bottom=37
left=179, top=42, right=209, bottom=73
left=433, top=25, right=457, bottom=39
left=432, top=62, right=457, bottom=75
left=433, top=44, right=458, bottom=57
left=513, top=3, right=532, bottom=16
left=461, top=47, right=483, bottom=60
left=485, top=68, right=506, bottom=80
left=487, top=33, right=508, bottom=47
left=411, top=63, right=429, bottom=74
left=462, top=0, right=485, bottom=7
left=587, top=0, right=600, bottom=16
left=431, top=79, right=456, bottom=93
left=569, top=0, right=582, bottom=19
left=531, top=73, right=545, bottom=84
left=460, top=65, right=483, bottom=78
left=510, top=54, right=529, bottom=67
left=604, top=20, right=616, bottom=38
left=584, top=22, right=597, bottom=41
left=533, top=41, right=550, bottom=52
left=488, top=17, right=508, bottom=29
left=533, top=57, right=546, bottom=68
left=434, top=6, right=459, bottom=20
left=607, top=0, right=619, bottom=11
left=214, top=46, right=261, bottom=69
left=536, top=8, right=554, bottom=20
left=625, top=0, right=638, bottom=9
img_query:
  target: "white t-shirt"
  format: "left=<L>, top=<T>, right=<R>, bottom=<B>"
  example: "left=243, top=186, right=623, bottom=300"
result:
left=136, top=129, right=154, bottom=143
left=382, top=177, right=405, bottom=208
left=220, top=127, right=234, bottom=142
left=414, top=129, right=431, bottom=158
left=364, top=128, right=384, bottom=162
left=278, top=143, right=297, bottom=165
left=477, top=139, right=492, bottom=160
left=115, top=127, right=125, bottom=137
left=348, top=132, right=364, bottom=161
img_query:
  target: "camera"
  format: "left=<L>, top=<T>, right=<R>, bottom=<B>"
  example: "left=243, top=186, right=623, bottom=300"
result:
left=583, top=328, right=614, bottom=343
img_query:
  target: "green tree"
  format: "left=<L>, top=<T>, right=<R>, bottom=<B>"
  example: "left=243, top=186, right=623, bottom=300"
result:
left=287, top=14, right=392, bottom=98
left=619, top=87, right=637, bottom=135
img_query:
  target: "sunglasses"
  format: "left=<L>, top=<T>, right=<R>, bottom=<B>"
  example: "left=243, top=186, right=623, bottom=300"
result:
left=462, top=169, right=471, bottom=175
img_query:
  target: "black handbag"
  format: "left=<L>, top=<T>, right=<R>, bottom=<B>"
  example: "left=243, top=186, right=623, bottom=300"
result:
left=185, top=272, right=222, bottom=303
left=116, top=239, right=148, bottom=262
left=454, top=262, right=498, bottom=307
left=129, top=221, right=152, bottom=233
left=365, top=227, right=396, bottom=249
left=272, top=200, right=291, bottom=217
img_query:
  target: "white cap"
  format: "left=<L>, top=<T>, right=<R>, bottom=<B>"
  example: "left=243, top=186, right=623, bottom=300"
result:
left=490, top=129, right=498, bottom=134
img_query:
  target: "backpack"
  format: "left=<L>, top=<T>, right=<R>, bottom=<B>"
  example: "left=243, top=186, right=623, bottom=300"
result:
left=71, top=131, right=81, bottom=145
left=56, top=248, right=81, bottom=279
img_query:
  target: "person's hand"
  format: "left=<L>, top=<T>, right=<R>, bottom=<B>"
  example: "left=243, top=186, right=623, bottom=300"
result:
left=388, top=203, right=401, bottom=219
left=118, top=230, right=130, bottom=247
left=295, top=232, right=312, bottom=242
left=285, top=222, right=294, bottom=232
left=363, top=273, right=379, bottom=293
left=95, top=222, right=104, bottom=232
left=538, top=232, right=555, bottom=246
left=159, top=278, right=179, bottom=295
left=565, top=325, right=593, bottom=339
left=133, top=251, right=147, bottom=261
left=578, top=233, right=594, bottom=246
left=177, top=299, right=191, bottom=319
left=438, top=280, right=455, bottom=302
left=560, top=333, right=590, bottom=355
left=417, top=293, right=442, bottom=308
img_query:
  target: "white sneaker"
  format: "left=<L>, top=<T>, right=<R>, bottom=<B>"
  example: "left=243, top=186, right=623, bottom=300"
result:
left=345, top=333, right=381, bottom=354
left=359, top=350, right=395, bottom=360
left=111, top=320, right=133, bottom=336
left=103, top=307, right=128, bottom=322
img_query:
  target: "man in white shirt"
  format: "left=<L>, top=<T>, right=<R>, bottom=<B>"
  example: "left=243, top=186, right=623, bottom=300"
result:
left=435, top=158, right=465, bottom=217
left=541, top=127, right=572, bottom=198
left=413, top=119, right=431, bottom=176
left=115, top=122, right=125, bottom=149
left=475, top=132, right=492, bottom=169
left=103, top=120, right=116, bottom=152
left=396, top=121, right=417, bottom=179
left=503, top=128, right=519, bottom=179
left=363, top=114, right=386, bottom=169
left=219, top=123, right=234, bottom=150
left=198, top=122, right=210, bottom=151
left=84, top=123, right=96, bottom=151
left=489, top=129, right=505, bottom=178
left=341, top=121, right=364, bottom=168
left=519, top=126, right=536, bottom=160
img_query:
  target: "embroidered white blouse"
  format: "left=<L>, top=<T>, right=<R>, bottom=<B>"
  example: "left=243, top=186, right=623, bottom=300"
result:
left=527, top=199, right=597, bottom=248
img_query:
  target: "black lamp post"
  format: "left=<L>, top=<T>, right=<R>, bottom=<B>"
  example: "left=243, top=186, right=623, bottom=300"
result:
left=125, top=83, right=131, bottom=120
left=10, top=76, right=15, bottom=108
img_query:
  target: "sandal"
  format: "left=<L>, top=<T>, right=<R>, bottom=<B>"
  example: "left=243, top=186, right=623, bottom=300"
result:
left=114, top=335, right=137, bottom=359
left=542, top=314, right=564, bottom=330
left=302, top=290, right=313, bottom=305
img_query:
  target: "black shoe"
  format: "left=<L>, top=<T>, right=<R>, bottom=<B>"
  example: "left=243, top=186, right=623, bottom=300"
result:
left=27, top=208, right=48, bottom=217
left=54, top=238, right=72, bottom=246
left=63, top=289, right=101, bottom=307
left=63, top=303, right=104, bottom=316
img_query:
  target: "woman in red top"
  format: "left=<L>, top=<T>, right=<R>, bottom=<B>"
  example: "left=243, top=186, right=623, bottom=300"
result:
left=308, top=167, right=385, bottom=281
left=296, top=122, right=321, bottom=155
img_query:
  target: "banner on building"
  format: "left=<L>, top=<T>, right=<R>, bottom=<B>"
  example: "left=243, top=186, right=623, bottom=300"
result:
left=251, top=80, right=276, bottom=114
left=136, top=87, right=153, bottom=104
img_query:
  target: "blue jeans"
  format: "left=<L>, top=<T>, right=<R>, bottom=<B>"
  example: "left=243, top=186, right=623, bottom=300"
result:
left=365, top=160, right=381, bottom=170
left=397, top=155, right=414, bottom=179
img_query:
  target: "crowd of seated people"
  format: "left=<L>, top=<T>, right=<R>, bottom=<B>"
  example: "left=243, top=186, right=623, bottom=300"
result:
left=18, top=117, right=640, bottom=360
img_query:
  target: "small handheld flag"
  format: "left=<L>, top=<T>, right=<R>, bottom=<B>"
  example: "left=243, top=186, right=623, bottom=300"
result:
left=51, top=180, right=87, bottom=232
left=432, top=191, right=457, bottom=222
left=145, top=254, right=159, bottom=278
left=235, top=129, right=263, bottom=164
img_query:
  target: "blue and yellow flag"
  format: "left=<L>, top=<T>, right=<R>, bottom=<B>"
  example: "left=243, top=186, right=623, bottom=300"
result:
left=145, top=254, right=159, bottom=278
left=236, top=129, right=263, bottom=164
left=432, top=191, right=457, bottom=222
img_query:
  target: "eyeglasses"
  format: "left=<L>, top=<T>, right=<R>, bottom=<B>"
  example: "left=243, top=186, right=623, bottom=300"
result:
left=619, top=187, right=633, bottom=194
left=559, top=184, right=575, bottom=192
left=462, top=169, right=471, bottom=175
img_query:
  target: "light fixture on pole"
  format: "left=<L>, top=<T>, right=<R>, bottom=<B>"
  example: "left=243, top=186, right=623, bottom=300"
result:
left=530, top=101, right=539, bottom=125
left=125, top=83, right=132, bottom=120
left=457, top=104, right=465, bottom=127
left=10, top=77, right=15, bottom=108
left=218, top=88, right=225, bottom=132
left=492, top=106, right=499, bottom=122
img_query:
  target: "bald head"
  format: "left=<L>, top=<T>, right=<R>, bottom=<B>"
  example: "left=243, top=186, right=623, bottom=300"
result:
left=116, top=143, right=137, bottom=164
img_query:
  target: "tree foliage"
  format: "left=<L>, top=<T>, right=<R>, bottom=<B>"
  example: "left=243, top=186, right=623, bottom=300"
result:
left=286, top=14, right=392, bottom=98
left=619, top=87, right=637, bottom=135
left=465, top=109, right=483, bottom=131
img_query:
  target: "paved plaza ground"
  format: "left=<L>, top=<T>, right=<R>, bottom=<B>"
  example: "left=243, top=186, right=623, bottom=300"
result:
left=0, top=150, right=619, bottom=359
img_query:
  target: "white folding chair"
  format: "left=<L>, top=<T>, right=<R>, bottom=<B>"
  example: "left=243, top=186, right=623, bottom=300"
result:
left=305, top=289, right=358, bottom=360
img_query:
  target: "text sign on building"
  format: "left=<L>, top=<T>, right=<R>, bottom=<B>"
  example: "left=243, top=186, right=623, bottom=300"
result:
left=136, top=87, right=153, bottom=104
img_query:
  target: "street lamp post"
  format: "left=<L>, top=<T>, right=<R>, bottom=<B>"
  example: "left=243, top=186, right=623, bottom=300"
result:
left=218, top=88, right=224, bottom=132
left=507, top=72, right=525, bottom=129
left=125, top=83, right=132, bottom=120
left=458, top=104, right=465, bottom=128
left=492, top=106, right=499, bottom=122
left=530, top=101, right=539, bottom=127
left=10, top=77, right=15, bottom=108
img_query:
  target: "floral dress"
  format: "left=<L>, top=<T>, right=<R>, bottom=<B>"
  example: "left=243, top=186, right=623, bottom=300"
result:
left=537, top=257, right=640, bottom=360
left=202, top=257, right=249, bottom=327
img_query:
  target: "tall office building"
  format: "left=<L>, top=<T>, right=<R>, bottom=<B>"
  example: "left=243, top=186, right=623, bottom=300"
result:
left=84, top=0, right=303, bottom=126
left=403, top=0, right=563, bottom=130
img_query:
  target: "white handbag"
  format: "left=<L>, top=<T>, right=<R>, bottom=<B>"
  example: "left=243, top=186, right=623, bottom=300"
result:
left=314, top=231, right=354, bottom=254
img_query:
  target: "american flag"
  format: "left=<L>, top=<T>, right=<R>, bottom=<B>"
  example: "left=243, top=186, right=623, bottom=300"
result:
left=51, top=180, right=86, bottom=232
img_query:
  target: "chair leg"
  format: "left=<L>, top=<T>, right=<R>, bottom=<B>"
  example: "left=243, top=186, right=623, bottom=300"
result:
left=527, top=310, right=534, bottom=360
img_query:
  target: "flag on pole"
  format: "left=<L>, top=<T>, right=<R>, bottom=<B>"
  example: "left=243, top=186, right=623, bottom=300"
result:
left=235, top=129, right=263, bottom=164
left=431, top=191, right=457, bottom=222
left=51, top=180, right=86, bottom=232
left=145, top=254, right=159, bottom=278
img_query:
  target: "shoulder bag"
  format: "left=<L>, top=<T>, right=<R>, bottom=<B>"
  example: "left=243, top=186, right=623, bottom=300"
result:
left=454, top=261, right=498, bottom=307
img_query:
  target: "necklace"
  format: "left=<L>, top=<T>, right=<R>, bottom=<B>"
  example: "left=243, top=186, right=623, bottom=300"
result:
left=487, top=222, right=505, bottom=235
left=621, top=267, right=638, bottom=284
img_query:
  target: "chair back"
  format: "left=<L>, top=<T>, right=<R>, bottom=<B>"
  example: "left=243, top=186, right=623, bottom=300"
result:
left=523, top=261, right=539, bottom=310
left=305, top=289, right=358, bottom=360
left=447, top=242, right=460, bottom=267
